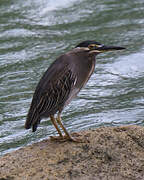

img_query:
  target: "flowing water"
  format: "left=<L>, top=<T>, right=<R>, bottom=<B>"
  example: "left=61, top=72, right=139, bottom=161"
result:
left=0, top=0, right=144, bottom=155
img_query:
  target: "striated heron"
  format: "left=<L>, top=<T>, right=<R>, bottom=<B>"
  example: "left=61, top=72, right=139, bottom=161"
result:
left=25, top=40, right=125, bottom=142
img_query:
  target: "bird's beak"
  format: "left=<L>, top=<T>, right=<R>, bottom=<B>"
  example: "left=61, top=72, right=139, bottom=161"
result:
left=92, top=45, right=126, bottom=53
left=97, top=45, right=126, bottom=52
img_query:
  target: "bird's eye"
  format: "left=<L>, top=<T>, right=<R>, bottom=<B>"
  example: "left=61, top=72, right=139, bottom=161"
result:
left=88, top=44, right=101, bottom=50
left=88, top=44, right=96, bottom=50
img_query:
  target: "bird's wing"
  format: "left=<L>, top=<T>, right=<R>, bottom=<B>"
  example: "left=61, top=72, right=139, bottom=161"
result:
left=25, top=67, right=76, bottom=132
left=37, top=69, right=76, bottom=115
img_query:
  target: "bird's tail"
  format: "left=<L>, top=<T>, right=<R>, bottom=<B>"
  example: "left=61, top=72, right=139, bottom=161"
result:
left=25, top=107, right=41, bottom=132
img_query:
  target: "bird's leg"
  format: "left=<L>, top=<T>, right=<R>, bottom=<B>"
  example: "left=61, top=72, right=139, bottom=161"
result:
left=56, top=112, right=85, bottom=143
left=56, top=113, right=71, bottom=138
left=49, top=115, right=64, bottom=141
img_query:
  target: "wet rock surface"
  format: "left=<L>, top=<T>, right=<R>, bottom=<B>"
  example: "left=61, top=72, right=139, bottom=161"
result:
left=0, top=125, right=144, bottom=180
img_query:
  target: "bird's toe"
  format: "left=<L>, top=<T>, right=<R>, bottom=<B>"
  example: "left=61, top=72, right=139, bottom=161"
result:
left=50, top=134, right=89, bottom=143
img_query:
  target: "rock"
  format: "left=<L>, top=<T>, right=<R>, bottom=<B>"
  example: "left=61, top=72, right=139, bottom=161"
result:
left=0, top=125, right=144, bottom=180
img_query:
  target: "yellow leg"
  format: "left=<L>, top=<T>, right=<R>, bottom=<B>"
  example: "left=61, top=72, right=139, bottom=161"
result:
left=56, top=112, right=85, bottom=142
left=50, top=115, right=63, bottom=137
left=56, top=113, right=71, bottom=138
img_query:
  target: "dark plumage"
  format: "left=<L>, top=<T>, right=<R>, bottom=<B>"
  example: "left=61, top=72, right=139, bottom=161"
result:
left=25, top=40, right=125, bottom=142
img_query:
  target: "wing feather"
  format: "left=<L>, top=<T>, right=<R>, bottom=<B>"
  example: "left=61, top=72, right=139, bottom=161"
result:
left=25, top=68, right=76, bottom=131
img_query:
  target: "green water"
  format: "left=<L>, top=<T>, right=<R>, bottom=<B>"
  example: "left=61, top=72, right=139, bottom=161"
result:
left=0, top=0, right=144, bottom=155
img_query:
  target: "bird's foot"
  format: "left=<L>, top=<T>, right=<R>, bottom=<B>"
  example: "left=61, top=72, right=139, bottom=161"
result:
left=50, top=135, right=66, bottom=142
left=70, top=132, right=90, bottom=143
left=50, top=134, right=89, bottom=143
left=69, top=136, right=89, bottom=143
left=71, top=132, right=82, bottom=137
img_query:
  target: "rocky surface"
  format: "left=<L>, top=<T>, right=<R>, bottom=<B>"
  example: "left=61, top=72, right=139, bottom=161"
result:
left=0, top=125, right=144, bottom=180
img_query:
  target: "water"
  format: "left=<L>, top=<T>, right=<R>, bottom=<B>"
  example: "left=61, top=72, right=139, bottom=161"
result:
left=0, top=0, right=144, bottom=156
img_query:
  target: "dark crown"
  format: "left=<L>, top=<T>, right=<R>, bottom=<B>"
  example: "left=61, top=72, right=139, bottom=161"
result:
left=76, top=40, right=101, bottom=48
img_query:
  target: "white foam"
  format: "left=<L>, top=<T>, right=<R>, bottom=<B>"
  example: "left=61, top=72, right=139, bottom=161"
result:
left=107, top=50, right=144, bottom=78
left=50, top=0, right=76, bottom=9
left=36, top=0, right=78, bottom=14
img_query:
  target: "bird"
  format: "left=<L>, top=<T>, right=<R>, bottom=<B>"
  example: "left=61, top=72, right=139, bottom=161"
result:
left=25, top=40, right=125, bottom=142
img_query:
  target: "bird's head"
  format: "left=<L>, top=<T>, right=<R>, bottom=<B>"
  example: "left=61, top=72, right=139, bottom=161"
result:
left=76, top=40, right=125, bottom=55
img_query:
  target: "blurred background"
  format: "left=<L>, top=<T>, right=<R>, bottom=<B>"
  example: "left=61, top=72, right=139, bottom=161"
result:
left=0, top=0, right=144, bottom=155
